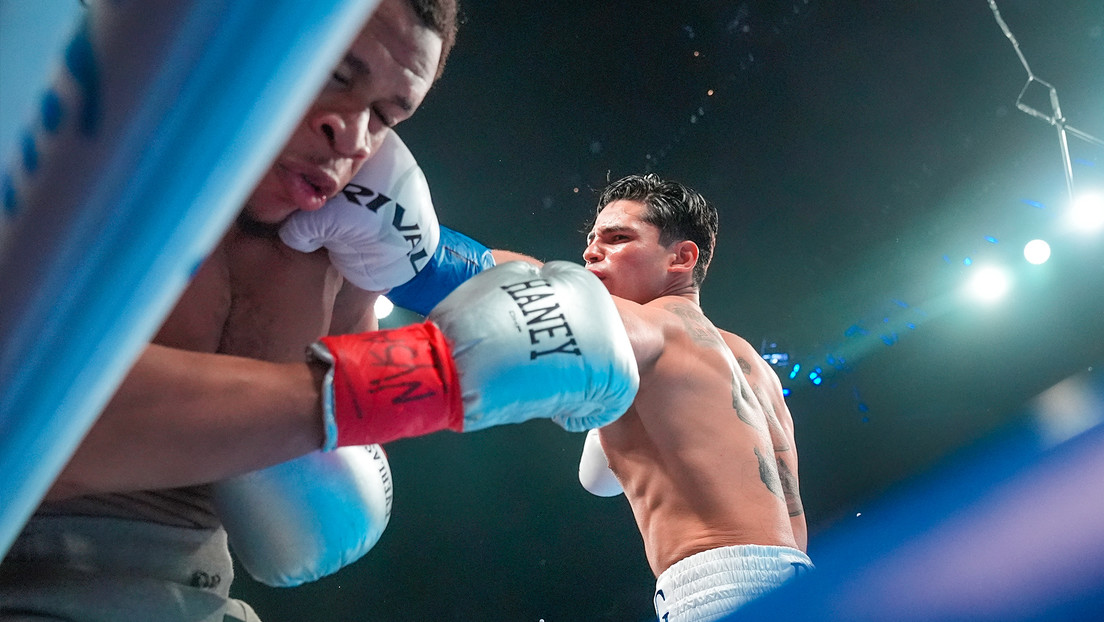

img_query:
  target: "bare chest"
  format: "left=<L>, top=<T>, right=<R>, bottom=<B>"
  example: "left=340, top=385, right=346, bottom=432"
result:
left=155, top=231, right=346, bottom=362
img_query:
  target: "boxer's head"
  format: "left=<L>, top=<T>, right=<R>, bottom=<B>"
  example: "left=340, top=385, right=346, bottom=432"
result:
left=244, top=0, right=458, bottom=226
left=583, top=174, right=718, bottom=302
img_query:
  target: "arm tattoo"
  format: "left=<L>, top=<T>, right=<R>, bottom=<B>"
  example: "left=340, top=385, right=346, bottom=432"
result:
left=776, top=457, right=804, bottom=517
left=734, top=356, right=776, bottom=431
left=754, top=446, right=784, bottom=500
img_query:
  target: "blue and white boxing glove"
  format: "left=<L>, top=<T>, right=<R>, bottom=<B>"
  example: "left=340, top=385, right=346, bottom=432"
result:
left=211, top=445, right=393, bottom=587
left=578, top=428, right=624, bottom=497
left=386, top=225, right=495, bottom=315
left=279, top=129, right=440, bottom=291
left=280, top=126, right=498, bottom=313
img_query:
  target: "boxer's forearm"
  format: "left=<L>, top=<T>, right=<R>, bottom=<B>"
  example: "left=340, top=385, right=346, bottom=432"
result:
left=490, top=249, right=541, bottom=266
left=47, top=343, right=325, bottom=500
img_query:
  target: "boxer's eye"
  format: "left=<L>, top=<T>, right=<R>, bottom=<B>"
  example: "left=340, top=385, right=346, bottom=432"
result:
left=330, top=69, right=353, bottom=88
left=372, top=106, right=395, bottom=128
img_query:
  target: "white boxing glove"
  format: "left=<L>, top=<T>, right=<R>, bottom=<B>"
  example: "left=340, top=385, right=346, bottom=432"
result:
left=210, top=445, right=392, bottom=587
left=579, top=428, right=623, bottom=497
left=279, top=129, right=440, bottom=291
left=427, top=261, right=639, bottom=433
left=311, top=261, right=641, bottom=448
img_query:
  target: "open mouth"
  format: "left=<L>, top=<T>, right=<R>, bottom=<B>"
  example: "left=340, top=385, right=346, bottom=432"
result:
left=279, top=162, right=339, bottom=210
left=301, top=175, right=322, bottom=194
left=299, top=169, right=338, bottom=198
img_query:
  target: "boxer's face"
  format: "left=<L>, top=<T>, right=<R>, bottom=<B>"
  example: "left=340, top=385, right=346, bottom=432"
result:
left=245, top=0, right=443, bottom=224
left=583, top=200, right=676, bottom=304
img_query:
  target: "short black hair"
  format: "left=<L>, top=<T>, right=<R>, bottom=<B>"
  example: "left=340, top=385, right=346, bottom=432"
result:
left=596, top=173, right=718, bottom=286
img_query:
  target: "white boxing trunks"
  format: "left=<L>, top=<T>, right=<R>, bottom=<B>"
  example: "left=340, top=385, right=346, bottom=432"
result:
left=653, top=544, right=813, bottom=622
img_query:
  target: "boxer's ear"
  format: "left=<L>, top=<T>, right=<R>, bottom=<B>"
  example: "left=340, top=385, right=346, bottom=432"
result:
left=668, top=240, right=698, bottom=275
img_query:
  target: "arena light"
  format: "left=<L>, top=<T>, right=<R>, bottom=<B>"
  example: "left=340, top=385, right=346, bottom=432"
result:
left=808, top=367, right=824, bottom=386
left=1068, top=192, right=1104, bottom=234
left=375, top=294, right=394, bottom=319
left=759, top=339, right=791, bottom=367
left=1023, top=239, right=1051, bottom=265
left=963, top=265, right=1012, bottom=304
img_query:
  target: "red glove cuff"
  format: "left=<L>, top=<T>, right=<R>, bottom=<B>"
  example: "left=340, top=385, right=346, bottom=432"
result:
left=319, top=322, right=463, bottom=446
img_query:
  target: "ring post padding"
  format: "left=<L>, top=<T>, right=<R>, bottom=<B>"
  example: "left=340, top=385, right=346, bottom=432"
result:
left=0, top=1, right=84, bottom=173
left=0, top=0, right=381, bottom=556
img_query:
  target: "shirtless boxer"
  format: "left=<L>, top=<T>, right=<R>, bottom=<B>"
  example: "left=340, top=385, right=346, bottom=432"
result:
left=0, top=2, right=638, bottom=620
left=576, top=174, right=812, bottom=622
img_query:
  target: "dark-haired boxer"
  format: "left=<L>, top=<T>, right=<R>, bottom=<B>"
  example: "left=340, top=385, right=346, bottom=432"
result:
left=576, top=174, right=813, bottom=622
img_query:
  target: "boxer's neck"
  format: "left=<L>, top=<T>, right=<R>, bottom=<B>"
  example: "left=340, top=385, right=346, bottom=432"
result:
left=235, top=211, right=282, bottom=239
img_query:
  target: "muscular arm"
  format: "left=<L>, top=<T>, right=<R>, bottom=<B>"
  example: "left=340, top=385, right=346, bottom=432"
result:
left=490, top=249, right=542, bottom=266
left=48, top=344, right=326, bottom=501
left=609, top=296, right=670, bottom=373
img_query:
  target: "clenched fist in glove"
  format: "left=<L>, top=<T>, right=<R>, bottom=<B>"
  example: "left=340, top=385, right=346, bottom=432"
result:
left=314, top=260, right=640, bottom=449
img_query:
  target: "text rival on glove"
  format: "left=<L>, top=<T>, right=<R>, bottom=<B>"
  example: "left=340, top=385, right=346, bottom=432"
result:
left=338, top=182, right=430, bottom=275
left=500, top=278, right=582, bottom=360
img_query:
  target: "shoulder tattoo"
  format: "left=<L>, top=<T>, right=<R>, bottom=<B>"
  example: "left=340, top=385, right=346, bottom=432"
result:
left=732, top=371, right=765, bottom=431
left=736, top=356, right=752, bottom=375
left=664, top=301, right=725, bottom=348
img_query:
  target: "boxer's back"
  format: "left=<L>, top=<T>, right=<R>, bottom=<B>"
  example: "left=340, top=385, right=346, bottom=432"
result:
left=599, top=296, right=802, bottom=577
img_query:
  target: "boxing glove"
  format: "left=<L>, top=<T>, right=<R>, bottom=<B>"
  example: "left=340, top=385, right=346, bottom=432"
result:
left=210, top=445, right=392, bottom=587
left=279, top=129, right=439, bottom=291
left=579, top=428, right=623, bottom=497
left=311, top=261, right=640, bottom=449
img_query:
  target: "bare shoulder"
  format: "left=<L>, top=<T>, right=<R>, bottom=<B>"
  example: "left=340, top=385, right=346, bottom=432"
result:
left=652, top=297, right=728, bottom=348
left=718, top=327, right=794, bottom=430
left=717, top=330, right=766, bottom=374
left=608, top=295, right=710, bottom=372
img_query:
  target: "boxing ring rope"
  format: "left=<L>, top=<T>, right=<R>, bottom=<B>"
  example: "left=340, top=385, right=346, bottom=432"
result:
left=0, top=0, right=381, bottom=556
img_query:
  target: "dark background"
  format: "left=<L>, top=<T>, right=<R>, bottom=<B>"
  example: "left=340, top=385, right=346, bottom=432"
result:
left=233, top=1, right=1104, bottom=619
